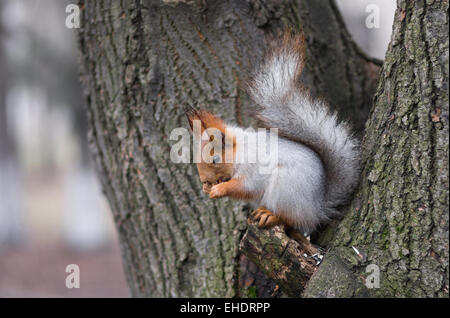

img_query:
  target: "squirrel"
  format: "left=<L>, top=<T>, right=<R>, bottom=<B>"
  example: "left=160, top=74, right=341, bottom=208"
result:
left=186, top=32, right=360, bottom=234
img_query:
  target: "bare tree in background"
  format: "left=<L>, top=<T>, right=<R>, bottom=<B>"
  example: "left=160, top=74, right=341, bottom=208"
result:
left=0, top=0, right=25, bottom=246
left=77, top=0, right=448, bottom=297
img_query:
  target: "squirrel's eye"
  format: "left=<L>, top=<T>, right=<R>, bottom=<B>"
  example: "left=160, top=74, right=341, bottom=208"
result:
left=212, top=155, right=221, bottom=164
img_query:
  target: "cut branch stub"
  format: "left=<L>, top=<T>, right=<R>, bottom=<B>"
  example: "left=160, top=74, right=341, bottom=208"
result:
left=239, top=220, right=320, bottom=297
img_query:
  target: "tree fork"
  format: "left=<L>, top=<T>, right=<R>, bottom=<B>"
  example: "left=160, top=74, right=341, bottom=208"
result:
left=77, top=0, right=380, bottom=297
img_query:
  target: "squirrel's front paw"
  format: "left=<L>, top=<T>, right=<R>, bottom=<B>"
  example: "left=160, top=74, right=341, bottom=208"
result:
left=209, top=184, right=227, bottom=199
left=202, top=183, right=212, bottom=194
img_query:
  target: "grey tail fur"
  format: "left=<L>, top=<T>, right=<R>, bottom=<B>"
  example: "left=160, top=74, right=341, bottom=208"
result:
left=247, top=32, right=360, bottom=209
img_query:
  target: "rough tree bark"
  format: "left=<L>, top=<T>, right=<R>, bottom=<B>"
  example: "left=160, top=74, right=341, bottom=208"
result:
left=77, top=0, right=379, bottom=297
left=303, top=0, right=449, bottom=298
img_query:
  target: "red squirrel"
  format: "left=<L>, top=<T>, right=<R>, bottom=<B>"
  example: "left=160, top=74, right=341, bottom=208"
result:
left=186, top=32, right=360, bottom=234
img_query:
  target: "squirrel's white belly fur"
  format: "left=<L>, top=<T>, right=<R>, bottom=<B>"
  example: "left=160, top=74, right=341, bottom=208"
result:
left=230, top=127, right=327, bottom=233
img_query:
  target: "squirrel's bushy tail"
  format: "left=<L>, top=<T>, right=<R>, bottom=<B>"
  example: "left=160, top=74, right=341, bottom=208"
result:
left=248, top=32, right=360, bottom=209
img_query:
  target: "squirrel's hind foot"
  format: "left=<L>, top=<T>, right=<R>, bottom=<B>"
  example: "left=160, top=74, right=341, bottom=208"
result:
left=251, top=207, right=281, bottom=228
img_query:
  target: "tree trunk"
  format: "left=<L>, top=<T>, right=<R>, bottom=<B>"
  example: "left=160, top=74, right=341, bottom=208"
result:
left=77, top=0, right=378, bottom=297
left=304, top=0, right=449, bottom=298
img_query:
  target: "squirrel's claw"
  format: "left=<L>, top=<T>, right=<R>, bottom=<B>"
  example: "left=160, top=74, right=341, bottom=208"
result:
left=251, top=207, right=280, bottom=228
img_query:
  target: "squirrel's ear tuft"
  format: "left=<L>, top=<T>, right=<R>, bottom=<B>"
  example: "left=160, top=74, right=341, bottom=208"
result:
left=185, top=106, right=226, bottom=134
left=184, top=105, right=198, bottom=131
left=184, top=105, right=208, bottom=132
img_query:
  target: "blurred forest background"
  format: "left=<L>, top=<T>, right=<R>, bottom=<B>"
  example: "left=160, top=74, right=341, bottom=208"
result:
left=0, top=0, right=395, bottom=297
